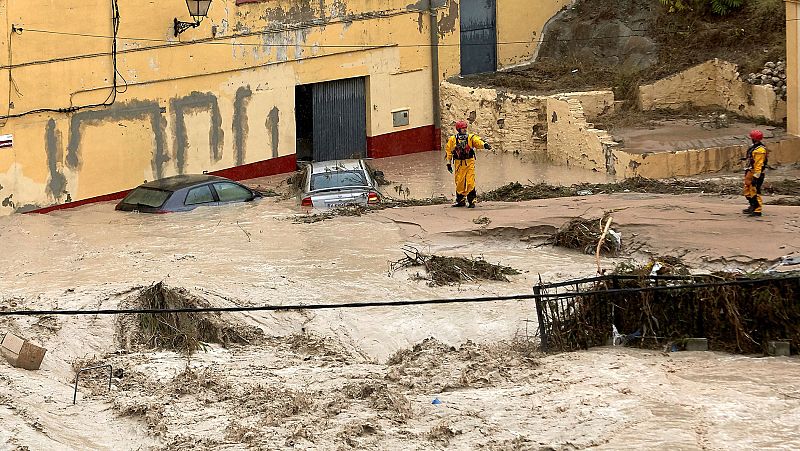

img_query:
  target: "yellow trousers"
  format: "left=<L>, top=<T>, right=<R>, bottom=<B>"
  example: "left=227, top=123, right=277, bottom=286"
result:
left=743, top=171, right=763, bottom=213
left=453, top=158, right=476, bottom=198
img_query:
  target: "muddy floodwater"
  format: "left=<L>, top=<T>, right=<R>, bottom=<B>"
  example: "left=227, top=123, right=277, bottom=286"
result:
left=1, top=151, right=799, bottom=449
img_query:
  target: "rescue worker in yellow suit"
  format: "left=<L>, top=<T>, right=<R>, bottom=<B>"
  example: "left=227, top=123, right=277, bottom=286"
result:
left=742, top=129, right=768, bottom=217
left=445, top=120, right=491, bottom=208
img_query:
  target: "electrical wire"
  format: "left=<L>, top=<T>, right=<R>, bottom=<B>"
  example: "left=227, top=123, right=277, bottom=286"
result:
left=0, top=275, right=796, bottom=317
left=0, top=0, right=123, bottom=120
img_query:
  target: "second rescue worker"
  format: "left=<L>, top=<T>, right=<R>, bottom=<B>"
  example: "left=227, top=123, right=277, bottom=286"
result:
left=445, top=120, right=491, bottom=208
left=742, top=129, right=768, bottom=217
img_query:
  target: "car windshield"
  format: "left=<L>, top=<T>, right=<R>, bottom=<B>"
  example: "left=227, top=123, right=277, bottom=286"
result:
left=121, top=187, right=171, bottom=208
left=310, top=170, right=368, bottom=191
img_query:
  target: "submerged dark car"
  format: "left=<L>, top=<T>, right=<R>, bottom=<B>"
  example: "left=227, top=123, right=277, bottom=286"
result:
left=115, top=174, right=261, bottom=213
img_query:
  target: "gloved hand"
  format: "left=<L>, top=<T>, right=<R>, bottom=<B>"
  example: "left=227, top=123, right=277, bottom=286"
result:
left=484, top=143, right=492, bottom=150
left=446, top=163, right=453, bottom=173
left=753, top=172, right=761, bottom=179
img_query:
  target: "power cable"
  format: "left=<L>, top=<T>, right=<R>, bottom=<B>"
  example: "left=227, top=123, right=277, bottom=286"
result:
left=0, top=275, right=796, bottom=317
left=0, top=0, right=123, bottom=120
left=0, top=26, right=665, bottom=72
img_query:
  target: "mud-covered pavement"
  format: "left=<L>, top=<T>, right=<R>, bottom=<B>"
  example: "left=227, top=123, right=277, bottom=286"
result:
left=1, top=151, right=799, bottom=449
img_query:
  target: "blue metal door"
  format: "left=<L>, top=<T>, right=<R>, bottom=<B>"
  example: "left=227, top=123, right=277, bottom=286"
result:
left=460, top=0, right=497, bottom=75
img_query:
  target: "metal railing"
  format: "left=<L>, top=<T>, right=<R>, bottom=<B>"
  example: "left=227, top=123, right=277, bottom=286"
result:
left=534, top=274, right=800, bottom=353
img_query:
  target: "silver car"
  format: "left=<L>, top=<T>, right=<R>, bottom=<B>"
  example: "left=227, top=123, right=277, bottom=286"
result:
left=298, top=159, right=383, bottom=208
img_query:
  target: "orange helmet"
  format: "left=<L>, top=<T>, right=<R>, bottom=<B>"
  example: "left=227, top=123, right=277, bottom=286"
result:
left=455, top=120, right=468, bottom=130
left=749, top=129, right=763, bottom=141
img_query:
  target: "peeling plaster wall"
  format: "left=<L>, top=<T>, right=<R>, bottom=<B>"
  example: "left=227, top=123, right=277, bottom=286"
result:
left=440, top=82, right=548, bottom=159
left=639, top=59, right=788, bottom=123
left=546, top=96, right=617, bottom=173
left=0, top=0, right=445, bottom=215
left=440, top=82, right=618, bottom=171
left=0, top=0, right=574, bottom=214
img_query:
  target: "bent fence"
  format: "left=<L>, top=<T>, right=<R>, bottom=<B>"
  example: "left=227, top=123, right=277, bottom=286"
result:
left=534, top=274, right=800, bottom=354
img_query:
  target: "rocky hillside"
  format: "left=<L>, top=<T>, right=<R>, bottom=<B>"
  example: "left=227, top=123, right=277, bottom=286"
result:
left=462, top=0, right=786, bottom=100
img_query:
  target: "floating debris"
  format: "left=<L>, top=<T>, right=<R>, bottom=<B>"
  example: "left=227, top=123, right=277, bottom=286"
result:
left=390, top=246, right=520, bottom=286
left=543, top=215, right=621, bottom=256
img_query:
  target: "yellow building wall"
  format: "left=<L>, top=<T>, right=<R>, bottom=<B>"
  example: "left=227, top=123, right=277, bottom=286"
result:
left=0, top=0, right=560, bottom=214
left=497, top=0, right=573, bottom=68
left=788, top=1, right=800, bottom=135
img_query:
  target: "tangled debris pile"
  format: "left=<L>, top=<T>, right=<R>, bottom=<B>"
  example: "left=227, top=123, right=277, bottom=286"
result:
left=613, top=256, right=691, bottom=276
left=483, top=177, right=800, bottom=201
left=293, top=197, right=450, bottom=223
left=390, top=246, right=520, bottom=286
left=481, top=183, right=574, bottom=202
left=539, top=272, right=800, bottom=354
left=116, top=282, right=263, bottom=354
left=543, top=215, right=621, bottom=256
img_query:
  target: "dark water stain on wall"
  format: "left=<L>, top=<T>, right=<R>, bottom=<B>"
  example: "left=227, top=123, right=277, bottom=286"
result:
left=65, top=100, right=169, bottom=179
left=258, top=0, right=321, bottom=23
left=267, top=107, right=280, bottom=158
left=233, top=86, right=253, bottom=166
left=437, top=0, right=458, bottom=37
left=170, top=92, right=225, bottom=174
left=45, top=119, right=68, bottom=200
left=407, top=0, right=448, bottom=32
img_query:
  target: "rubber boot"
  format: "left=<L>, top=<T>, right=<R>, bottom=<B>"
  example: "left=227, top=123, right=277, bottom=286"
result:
left=742, top=197, right=755, bottom=214
left=452, top=193, right=466, bottom=207
left=467, top=189, right=477, bottom=208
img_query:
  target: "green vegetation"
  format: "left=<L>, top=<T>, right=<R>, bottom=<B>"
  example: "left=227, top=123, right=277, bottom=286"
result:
left=660, top=0, right=744, bottom=15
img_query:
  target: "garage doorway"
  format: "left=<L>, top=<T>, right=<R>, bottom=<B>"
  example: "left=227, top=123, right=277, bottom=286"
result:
left=460, top=0, right=497, bottom=75
left=295, top=77, right=367, bottom=162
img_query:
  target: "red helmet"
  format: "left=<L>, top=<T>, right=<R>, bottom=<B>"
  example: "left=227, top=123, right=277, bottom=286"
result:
left=749, top=129, right=763, bottom=141
left=455, top=120, right=468, bottom=131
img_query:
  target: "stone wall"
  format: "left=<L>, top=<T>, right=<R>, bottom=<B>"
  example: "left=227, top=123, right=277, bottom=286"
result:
left=639, top=59, right=787, bottom=123
left=440, top=83, right=549, bottom=159
left=546, top=96, right=618, bottom=173
left=615, top=136, right=800, bottom=179
left=440, top=82, right=617, bottom=170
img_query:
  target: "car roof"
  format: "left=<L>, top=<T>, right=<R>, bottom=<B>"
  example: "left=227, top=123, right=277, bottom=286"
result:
left=139, top=174, right=231, bottom=191
left=309, top=159, right=365, bottom=175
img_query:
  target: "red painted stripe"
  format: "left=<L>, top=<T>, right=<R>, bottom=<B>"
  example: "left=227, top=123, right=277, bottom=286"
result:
left=27, top=154, right=298, bottom=214
left=367, top=125, right=440, bottom=159
left=209, top=154, right=297, bottom=180
left=30, top=190, right=131, bottom=214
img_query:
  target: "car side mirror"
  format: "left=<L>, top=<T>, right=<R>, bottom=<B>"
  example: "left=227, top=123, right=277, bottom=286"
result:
left=373, top=170, right=385, bottom=178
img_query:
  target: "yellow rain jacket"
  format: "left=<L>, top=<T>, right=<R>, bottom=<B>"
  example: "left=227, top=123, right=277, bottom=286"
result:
left=445, top=133, right=487, bottom=198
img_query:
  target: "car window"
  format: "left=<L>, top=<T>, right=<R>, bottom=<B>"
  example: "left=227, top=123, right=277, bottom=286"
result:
left=121, top=187, right=171, bottom=208
left=214, top=182, right=252, bottom=202
left=310, top=170, right=368, bottom=191
left=185, top=185, right=215, bottom=205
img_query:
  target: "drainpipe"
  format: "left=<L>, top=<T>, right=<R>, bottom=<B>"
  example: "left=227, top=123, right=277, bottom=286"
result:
left=429, top=1, right=442, bottom=150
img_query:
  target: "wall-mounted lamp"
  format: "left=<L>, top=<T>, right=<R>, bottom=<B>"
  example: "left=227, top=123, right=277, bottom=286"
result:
left=174, top=0, right=213, bottom=37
